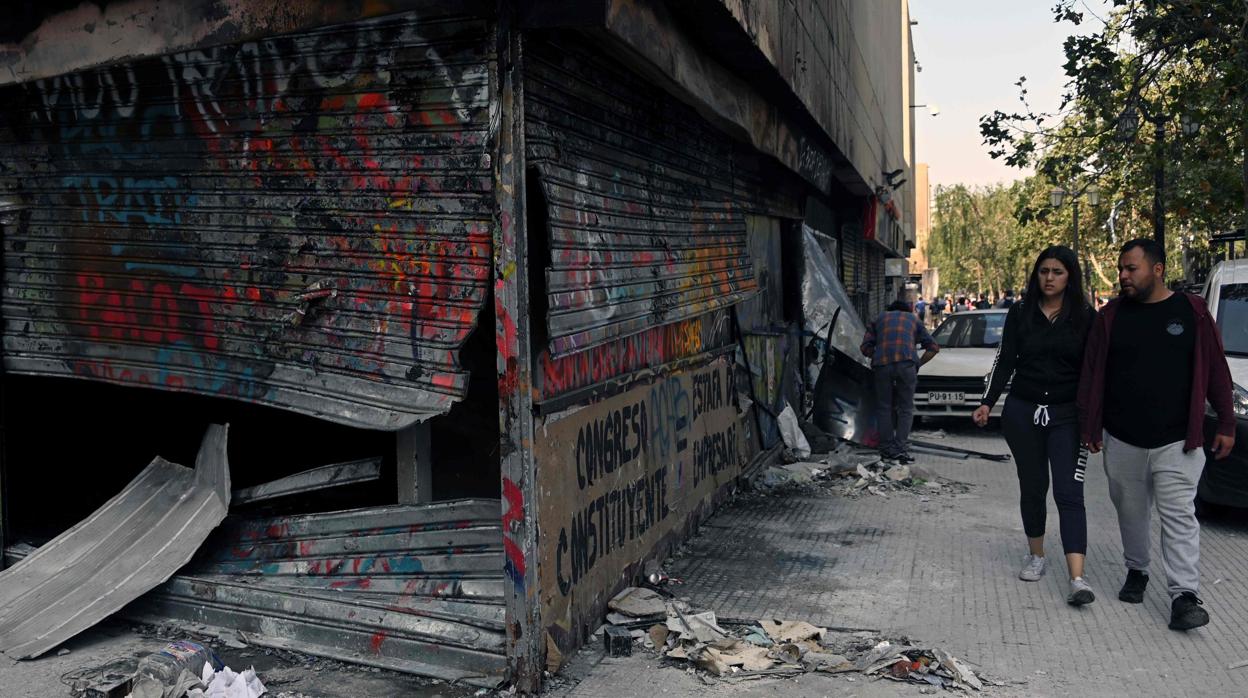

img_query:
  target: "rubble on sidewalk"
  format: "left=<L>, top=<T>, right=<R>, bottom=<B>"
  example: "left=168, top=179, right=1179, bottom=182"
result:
left=752, top=442, right=972, bottom=499
left=599, top=586, right=988, bottom=690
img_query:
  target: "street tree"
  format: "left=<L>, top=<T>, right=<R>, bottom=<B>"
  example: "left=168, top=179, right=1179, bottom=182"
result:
left=980, top=0, right=1248, bottom=278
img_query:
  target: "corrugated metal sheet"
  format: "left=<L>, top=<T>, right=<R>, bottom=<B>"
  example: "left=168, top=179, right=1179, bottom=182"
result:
left=126, top=499, right=507, bottom=686
left=524, top=34, right=757, bottom=357
left=0, top=425, right=229, bottom=659
left=232, top=457, right=382, bottom=505
left=0, top=11, right=494, bottom=430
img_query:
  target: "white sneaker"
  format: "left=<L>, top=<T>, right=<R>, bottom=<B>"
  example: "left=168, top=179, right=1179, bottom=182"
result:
left=1018, top=554, right=1047, bottom=582
left=1067, top=576, right=1095, bottom=606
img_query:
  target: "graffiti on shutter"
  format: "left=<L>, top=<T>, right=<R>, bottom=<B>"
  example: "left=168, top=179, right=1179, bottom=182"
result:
left=524, top=34, right=757, bottom=358
left=0, top=11, right=493, bottom=430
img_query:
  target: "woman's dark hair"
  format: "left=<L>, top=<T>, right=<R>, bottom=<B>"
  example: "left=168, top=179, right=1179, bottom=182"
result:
left=1023, top=245, right=1092, bottom=332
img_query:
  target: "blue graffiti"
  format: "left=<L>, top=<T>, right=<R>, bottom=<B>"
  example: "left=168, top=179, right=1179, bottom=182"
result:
left=647, top=376, right=690, bottom=462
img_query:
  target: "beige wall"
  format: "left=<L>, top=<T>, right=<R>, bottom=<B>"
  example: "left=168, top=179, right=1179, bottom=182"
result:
left=911, top=163, right=931, bottom=273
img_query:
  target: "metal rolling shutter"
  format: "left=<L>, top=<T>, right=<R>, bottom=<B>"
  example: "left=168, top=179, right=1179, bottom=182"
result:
left=524, top=34, right=757, bottom=357
left=0, top=11, right=493, bottom=430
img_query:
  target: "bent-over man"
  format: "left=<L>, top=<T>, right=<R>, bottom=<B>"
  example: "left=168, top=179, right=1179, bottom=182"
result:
left=861, top=300, right=940, bottom=463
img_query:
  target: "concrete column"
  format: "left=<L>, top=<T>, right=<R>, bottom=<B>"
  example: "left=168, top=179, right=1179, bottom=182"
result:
left=492, top=14, right=543, bottom=693
left=395, top=421, right=432, bottom=505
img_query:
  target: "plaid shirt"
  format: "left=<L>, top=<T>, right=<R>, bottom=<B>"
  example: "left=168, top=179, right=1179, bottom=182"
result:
left=860, top=310, right=939, bottom=366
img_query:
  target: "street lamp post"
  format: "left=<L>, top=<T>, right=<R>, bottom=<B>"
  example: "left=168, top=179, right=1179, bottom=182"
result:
left=1050, top=185, right=1099, bottom=299
left=1117, top=103, right=1201, bottom=254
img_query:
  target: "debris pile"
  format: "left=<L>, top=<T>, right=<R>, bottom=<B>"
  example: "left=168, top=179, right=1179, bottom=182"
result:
left=827, top=459, right=961, bottom=499
left=753, top=443, right=971, bottom=499
left=857, top=640, right=984, bottom=691
left=600, top=586, right=986, bottom=690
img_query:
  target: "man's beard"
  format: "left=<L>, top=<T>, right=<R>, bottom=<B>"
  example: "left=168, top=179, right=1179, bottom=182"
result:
left=1121, top=278, right=1154, bottom=300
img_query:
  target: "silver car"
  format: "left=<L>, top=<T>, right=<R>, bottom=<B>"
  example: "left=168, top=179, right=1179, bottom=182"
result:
left=915, top=309, right=1008, bottom=418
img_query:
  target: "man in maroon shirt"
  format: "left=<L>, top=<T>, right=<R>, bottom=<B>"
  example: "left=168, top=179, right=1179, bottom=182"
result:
left=1077, top=238, right=1236, bottom=631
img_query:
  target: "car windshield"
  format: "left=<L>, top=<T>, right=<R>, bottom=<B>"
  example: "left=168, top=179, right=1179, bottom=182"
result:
left=1216, top=282, right=1248, bottom=356
left=931, top=313, right=1006, bottom=349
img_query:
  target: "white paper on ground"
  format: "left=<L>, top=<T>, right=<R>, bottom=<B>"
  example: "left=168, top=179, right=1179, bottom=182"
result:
left=190, top=663, right=267, bottom=698
left=777, top=404, right=812, bottom=458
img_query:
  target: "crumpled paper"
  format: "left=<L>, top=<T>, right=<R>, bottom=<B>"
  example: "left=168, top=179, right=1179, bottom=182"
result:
left=186, top=663, right=267, bottom=698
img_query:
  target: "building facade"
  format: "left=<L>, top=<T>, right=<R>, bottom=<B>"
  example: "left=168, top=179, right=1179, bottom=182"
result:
left=0, top=0, right=915, bottom=689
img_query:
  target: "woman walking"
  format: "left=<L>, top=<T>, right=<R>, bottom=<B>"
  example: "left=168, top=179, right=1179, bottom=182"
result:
left=973, top=246, right=1096, bottom=605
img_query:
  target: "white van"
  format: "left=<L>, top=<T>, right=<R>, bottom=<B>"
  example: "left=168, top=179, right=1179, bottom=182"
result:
left=1197, top=258, right=1248, bottom=512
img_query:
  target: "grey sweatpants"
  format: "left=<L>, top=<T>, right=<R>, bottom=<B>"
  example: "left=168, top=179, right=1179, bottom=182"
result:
left=1102, top=431, right=1206, bottom=599
left=872, top=360, right=917, bottom=456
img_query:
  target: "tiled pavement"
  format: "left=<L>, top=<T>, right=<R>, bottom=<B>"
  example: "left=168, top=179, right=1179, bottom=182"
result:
left=548, top=423, right=1248, bottom=697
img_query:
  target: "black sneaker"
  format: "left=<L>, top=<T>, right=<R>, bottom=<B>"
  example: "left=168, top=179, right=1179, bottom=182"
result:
left=897, top=453, right=916, bottom=464
left=1169, top=592, right=1209, bottom=631
left=1118, top=569, right=1148, bottom=603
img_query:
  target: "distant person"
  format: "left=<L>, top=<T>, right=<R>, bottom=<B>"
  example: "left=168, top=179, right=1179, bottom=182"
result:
left=999, top=289, right=1017, bottom=308
left=975, top=246, right=1096, bottom=605
left=860, top=300, right=940, bottom=464
left=975, top=293, right=992, bottom=310
left=931, top=295, right=947, bottom=325
left=1078, top=238, right=1236, bottom=631
left=915, top=296, right=927, bottom=324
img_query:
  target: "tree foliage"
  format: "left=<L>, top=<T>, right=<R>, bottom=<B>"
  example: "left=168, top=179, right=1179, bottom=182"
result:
left=979, top=0, right=1248, bottom=281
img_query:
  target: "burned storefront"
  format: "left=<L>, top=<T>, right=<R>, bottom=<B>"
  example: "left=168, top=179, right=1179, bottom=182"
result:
left=0, top=0, right=915, bottom=691
left=0, top=3, right=511, bottom=686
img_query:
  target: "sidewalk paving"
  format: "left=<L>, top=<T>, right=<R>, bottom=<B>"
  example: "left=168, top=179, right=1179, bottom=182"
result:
left=547, top=423, right=1248, bottom=698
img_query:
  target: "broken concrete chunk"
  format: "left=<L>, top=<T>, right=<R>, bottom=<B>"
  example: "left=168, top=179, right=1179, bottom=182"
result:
left=607, top=587, right=667, bottom=618
left=666, top=612, right=729, bottom=643
left=884, top=465, right=911, bottom=481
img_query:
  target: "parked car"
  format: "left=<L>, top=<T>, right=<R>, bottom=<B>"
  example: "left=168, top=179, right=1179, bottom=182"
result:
left=914, top=309, right=1008, bottom=419
left=1197, top=259, right=1248, bottom=512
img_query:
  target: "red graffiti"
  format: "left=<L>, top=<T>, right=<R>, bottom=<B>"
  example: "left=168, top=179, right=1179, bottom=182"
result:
left=539, top=312, right=728, bottom=398
left=502, top=477, right=526, bottom=589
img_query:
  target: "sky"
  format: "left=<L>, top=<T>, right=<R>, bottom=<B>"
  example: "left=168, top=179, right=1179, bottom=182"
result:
left=911, top=0, right=1108, bottom=190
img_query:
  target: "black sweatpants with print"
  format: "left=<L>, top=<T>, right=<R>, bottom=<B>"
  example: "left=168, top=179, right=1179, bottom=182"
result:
left=1001, top=395, right=1088, bottom=555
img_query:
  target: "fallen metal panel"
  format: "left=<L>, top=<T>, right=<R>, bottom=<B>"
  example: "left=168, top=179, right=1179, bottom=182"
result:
left=232, top=457, right=382, bottom=505
left=0, top=424, right=230, bottom=659
left=127, top=498, right=508, bottom=686
left=128, top=584, right=507, bottom=686
left=0, top=11, right=495, bottom=430
left=525, top=33, right=758, bottom=357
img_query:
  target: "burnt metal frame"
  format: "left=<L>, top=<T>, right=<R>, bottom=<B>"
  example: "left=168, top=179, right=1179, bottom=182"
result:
left=492, top=8, right=542, bottom=691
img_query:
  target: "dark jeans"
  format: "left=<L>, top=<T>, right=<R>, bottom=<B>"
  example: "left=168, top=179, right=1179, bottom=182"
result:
left=872, top=360, right=916, bottom=456
left=1001, top=395, right=1088, bottom=555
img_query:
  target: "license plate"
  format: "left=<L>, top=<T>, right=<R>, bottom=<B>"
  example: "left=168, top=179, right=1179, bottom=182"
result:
left=927, top=391, right=964, bottom=405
